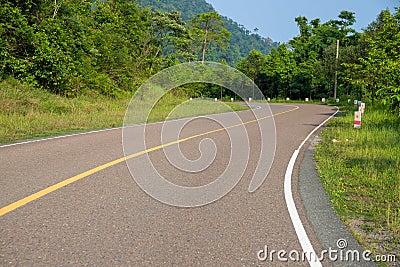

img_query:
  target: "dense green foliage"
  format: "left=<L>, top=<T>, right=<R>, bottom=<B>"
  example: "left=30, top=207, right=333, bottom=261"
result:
left=137, top=0, right=214, bottom=21
left=136, top=0, right=277, bottom=65
left=0, top=0, right=233, bottom=96
left=237, top=9, right=400, bottom=114
left=360, top=10, right=400, bottom=109
left=1, top=0, right=164, bottom=96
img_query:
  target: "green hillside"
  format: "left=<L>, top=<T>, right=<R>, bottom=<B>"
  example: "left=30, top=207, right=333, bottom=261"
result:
left=136, top=0, right=278, bottom=65
left=136, top=0, right=214, bottom=21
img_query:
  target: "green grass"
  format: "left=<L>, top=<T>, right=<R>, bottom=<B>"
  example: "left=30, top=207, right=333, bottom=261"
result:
left=315, top=104, right=400, bottom=264
left=149, top=95, right=247, bottom=122
left=0, top=78, right=247, bottom=144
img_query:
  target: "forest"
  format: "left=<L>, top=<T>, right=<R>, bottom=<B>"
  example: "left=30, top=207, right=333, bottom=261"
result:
left=0, top=0, right=275, bottom=97
left=1, top=0, right=399, bottom=113
left=136, top=0, right=277, bottom=64
left=237, top=9, right=400, bottom=113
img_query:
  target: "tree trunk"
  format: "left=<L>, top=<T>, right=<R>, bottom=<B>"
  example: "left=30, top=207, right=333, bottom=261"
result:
left=201, top=29, right=208, bottom=64
left=52, top=0, right=62, bottom=18
left=201, top=19, right=209, bottom=64
left=149, top=47, right=161, bottom=71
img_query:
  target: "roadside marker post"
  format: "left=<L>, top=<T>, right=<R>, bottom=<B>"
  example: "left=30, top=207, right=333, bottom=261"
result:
left=248, top=97, right=252, bottom=102
left=360, top=102, right=365, bottom=115
left=354, top=111, right=362, bottom=129
left=322, top=98, right=326, bottom=103
left=214, top=98, right=218, bottom=102
left=230, top=97, right=234, bottom=102
left=305, top=98, right=309, bottom=102
left=286, top=97, right=290, bottom=101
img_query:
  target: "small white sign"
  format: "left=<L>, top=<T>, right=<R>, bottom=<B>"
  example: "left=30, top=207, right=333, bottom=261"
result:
left=305, top=98, right=309, bottom=102
left=322, top=98, right=326, bottom=103
left=249, top=97, right=252, bottom=102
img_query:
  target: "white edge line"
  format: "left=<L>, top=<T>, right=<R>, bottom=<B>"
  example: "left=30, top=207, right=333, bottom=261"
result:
left=0, top=103, right=262, bottom=149
left=284, top=107, right=339, bottom=267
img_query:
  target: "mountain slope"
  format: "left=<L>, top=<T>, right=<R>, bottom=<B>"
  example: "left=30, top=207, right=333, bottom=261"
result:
left=136, top=0, right=278, bottom=65
left=137, top=0, right=214, bottom=21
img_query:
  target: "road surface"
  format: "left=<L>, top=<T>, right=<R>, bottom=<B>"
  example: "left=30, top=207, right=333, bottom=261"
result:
left=1, top=103, right=339, bottom=266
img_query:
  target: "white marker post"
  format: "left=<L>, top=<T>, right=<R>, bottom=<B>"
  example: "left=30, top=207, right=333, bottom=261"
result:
left=305, top=98, right=309, bottom=102
left=360, top=102, right=365, bottom=115
left=214, top=98, right=218, bottom=102
left=286, top=97, right=290, bottom=101
left=354, top=111, right=362, bottom=129
left=267, top=97, right=271, bottom=101
left=322, top=98, right=326, bottom=103
left=248, top=97, right=252, bottom=102
left=230, top=97, right=234, bottom=102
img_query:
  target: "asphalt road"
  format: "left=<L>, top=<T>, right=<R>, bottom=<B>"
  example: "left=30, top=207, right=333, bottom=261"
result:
left=0, top=103, right=339, bottom=266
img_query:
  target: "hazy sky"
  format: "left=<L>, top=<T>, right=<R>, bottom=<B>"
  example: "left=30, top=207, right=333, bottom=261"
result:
left=205, top=0, right=398, bottom=43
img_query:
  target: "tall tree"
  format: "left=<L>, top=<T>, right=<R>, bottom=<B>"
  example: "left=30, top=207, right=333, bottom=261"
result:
left=189, top=11, right=231, bottom=64
left=289, top=11, right=358, bottom=98
left=236, top=50, right=266, bottom=82
left=267, top=45, right=297, bottom=98
left=236, top=50, right=267, bottom=99
left=148, top=11, right=192, bottom=66
left=358, top=9, right=400, bottom=113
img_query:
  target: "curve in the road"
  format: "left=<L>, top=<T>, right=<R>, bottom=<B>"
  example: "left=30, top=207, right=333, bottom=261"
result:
left=0, top=104, right=298, bottom=217
left=284, top=108, right=338, bottom=267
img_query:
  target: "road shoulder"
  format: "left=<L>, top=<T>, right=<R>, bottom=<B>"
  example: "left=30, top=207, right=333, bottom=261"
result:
left=299, top=135, right=376, bottom=267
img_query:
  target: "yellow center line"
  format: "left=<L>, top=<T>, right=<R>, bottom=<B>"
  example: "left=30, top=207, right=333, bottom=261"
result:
left=0, top=105, right=299, bottom=217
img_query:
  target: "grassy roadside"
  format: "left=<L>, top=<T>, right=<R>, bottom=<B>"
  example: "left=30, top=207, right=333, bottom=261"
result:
left=0, top=78, right=247, bottom=144
left=266, top=98, right=323, bottom=104
left=315, top=104, right=399, bottom=265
